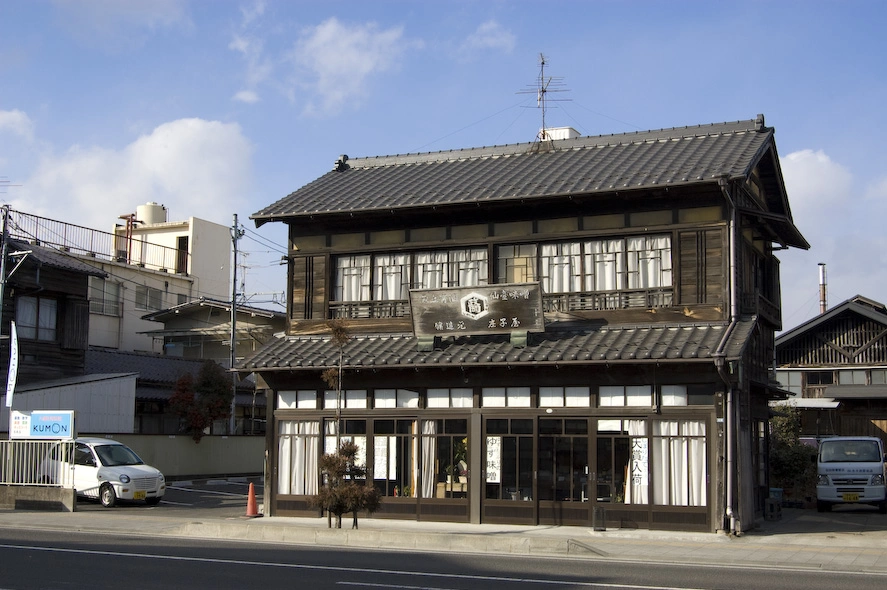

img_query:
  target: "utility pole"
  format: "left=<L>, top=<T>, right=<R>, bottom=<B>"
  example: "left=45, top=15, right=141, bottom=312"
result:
left=229, top=214, right=245, bottom=435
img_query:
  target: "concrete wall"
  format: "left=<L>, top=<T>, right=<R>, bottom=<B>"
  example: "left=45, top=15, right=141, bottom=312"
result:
left=0, top=486, right=76, bottom=512
left=85, top=434, right=265, bottom=480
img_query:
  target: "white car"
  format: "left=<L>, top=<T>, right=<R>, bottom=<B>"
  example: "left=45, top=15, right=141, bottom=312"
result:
left=42, top=438, right=166, bottom=507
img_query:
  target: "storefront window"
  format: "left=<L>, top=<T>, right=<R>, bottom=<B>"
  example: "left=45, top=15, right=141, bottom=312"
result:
left=277, top=420, right=320, bottom=495
left=537, top=418, right=589, bottom=502
left=421, top=419, right=469, bottom=499
left=485, top=418, right=534, bottom=501
left=372, top=419, right=416, bottom=497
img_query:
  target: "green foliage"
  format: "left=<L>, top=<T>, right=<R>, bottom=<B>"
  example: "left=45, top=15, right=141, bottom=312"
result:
left=769, top=405, right=816, bottom=499
left=168, top=360, right=233, bottom=443
left=310, top=441, right=381, bottom=529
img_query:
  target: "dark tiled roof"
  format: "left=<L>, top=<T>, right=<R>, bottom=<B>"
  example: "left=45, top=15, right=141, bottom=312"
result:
left=776, top=294, right=887, bottom=347
left=86, top=349, right=252, bottom=388
left=9, top=239, right=106, bottom=278
left=141, top=296, right=286, bottom=322
left=253, top=118, right=774, bottom=222
left=239, top=320, right=755, bottom=372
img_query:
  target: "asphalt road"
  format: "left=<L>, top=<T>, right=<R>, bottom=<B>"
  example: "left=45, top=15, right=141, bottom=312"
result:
left=2, top=526, right=887, bottom=590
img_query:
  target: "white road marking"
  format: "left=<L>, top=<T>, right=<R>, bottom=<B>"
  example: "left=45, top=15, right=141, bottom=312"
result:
left=0, top=543, right=709, bottom=589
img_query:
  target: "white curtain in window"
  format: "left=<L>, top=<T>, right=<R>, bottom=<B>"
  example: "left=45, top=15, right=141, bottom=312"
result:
left=374, top=253, right=410, bottom=300
left=686, top=420, right=707, bottom=506
left=661, top=385, right=688, bottom=406
left=277, top=420, right=319, bottom=495
left=453, top=248, right=488, bottom=286
left=625, top=420, right=648, bottom=504
left=415, top=251, right=448, bottom=289
left=421, top=420, right=437, bottom=499
left=336, top=255, right=370, bottom=301
left=585, top=239, right=623, bottom=292
left=541, top=243, right=581, bottom=293
left=652, top=420, right=706, bottom=506
left=627, top=236, right=672, bottom=289
left=16, top=296, right=38, bottom=339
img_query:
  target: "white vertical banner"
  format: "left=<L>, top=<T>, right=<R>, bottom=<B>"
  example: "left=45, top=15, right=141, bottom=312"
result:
left=5, top=321, right=17, bottom=408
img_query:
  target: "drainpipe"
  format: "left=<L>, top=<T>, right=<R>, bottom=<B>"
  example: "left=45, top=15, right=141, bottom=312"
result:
left=716, top=177, right=739, bottom=534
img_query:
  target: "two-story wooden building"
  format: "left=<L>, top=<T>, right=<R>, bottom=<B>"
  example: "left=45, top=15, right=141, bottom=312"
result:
left=242, top=115, right=808, bottom=533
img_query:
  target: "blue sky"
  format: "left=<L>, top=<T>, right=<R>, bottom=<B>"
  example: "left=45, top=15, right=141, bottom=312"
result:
left=1, top=0, right=885, bottom=330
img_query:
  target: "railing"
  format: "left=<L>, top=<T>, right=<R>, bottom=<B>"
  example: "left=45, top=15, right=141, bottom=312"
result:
left=740, top=292, right=781, bottom=326
left=328, top=288, right=675, bottom=319
left=6, top=209, right=189, bottom=274
left=543, top=288, right=674, bottom=313
left=0, top=440, right=74, bottom=487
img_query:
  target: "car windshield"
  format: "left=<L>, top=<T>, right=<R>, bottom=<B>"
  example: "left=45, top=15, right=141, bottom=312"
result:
left=819, top=440, right=882, bottom=463
left=94, top=444, right=145, bottom=467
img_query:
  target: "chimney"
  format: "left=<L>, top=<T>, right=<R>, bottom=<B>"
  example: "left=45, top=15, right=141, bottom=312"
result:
left=818, top=263, right=828, bottom=314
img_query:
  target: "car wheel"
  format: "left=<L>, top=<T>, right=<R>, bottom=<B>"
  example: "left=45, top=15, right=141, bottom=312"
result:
left=100, top=483, right=117, bottom=508
left=146, top=496, right=161, bottom=506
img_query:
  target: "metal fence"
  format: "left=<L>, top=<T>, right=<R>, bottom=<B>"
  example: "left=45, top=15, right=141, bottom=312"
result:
left=0, top=440, right=74, bottom=487
left=6, top=209, right=189, bottom=274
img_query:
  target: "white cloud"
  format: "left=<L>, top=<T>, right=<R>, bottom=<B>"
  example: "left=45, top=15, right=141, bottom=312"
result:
left=22, top=118, right=253, bottom=228
left=460, top=20, right=516, bottom=56
left=0, top=109, right=35, bottom=143
left=239, top=1, right=266, bottom=26
left=233, top=90, right=260, bottom=104
left=781, top=149, right=853, bottom=232
left=864, top=175, right=887, bottom=201
left=291, top=18, right=413, bottom=116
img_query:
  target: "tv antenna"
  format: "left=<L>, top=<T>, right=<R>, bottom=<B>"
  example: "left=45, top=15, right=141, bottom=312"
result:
left=517, top=54, right=570, bottom=141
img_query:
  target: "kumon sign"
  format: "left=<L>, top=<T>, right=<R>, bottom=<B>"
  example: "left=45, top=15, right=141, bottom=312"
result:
left=409, top=282, right=544, bottom=338
left=10, top=410, right=76, bottom=440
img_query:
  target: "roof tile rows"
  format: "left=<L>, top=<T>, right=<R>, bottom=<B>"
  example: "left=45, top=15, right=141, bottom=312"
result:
left=253, top=119, right=770, bottom=221
left=238, top=320, right=754, bottom=372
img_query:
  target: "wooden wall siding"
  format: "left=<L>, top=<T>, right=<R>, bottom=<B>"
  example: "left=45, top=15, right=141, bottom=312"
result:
left=777, top=315, right=887, bottom=366
left=678, top=228, right=724, bottom=306
left=61, top=298, right=89, bottom=350
left=290, top=255, right=327, bottom=321
left=839, top=415, right=887, bottom=446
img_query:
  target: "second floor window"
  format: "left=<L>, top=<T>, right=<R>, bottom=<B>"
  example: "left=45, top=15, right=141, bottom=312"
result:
left=335, top=248, right=488, bottom=303
left=16, top=295, right=57, bottom=341
left=135, top=285, right=163, bottom=311
left=89, top=277, right=121, bottom=316
left=499, top=235, right=672, bottom=300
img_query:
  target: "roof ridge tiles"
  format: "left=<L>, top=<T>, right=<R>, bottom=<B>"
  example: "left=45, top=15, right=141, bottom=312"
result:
left=341, top=119, right=760, bottom=170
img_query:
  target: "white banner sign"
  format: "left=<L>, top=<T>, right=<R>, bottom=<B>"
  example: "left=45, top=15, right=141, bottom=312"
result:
left=5, top=321, right=17, bottom=408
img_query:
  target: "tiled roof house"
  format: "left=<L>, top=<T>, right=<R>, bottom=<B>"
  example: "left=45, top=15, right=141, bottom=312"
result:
left=243, top=115, right=808, bottom=533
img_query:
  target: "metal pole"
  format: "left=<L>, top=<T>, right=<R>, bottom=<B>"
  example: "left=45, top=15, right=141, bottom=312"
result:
left=229, top=214, right=244, bottom=435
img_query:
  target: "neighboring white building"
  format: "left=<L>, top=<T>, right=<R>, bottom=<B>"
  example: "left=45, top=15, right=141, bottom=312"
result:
left=9, top=204, right=231, bottom=354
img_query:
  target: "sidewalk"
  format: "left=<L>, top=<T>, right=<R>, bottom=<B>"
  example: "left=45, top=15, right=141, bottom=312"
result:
left=2, top=505, right=887, bottom=573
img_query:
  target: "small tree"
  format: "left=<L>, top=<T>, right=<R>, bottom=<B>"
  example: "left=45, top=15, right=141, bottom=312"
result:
left=321, top=319, right=350, bottom=450
left=769, top=404, right=816, bottom=503
left=168, top=360, right=233, bottom=443
left=310, top=441, right=381, bottom=529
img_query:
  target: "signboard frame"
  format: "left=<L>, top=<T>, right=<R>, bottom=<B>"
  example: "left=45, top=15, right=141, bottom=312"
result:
left=409, top=282, right=544, bottom=339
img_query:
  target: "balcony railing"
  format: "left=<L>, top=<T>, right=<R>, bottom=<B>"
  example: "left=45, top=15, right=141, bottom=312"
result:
left=329, top=288, right=674, bottom=320
left=6, top=209, right=189, bottom=274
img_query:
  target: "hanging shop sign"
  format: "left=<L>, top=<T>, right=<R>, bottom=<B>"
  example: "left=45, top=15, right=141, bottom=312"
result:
left=409, top=282, right=544, bottom=338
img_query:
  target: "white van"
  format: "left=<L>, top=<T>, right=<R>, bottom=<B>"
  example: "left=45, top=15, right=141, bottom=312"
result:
left=816, top=436, right=886, bottom=513
left=41, top=438, right=166, bottom=507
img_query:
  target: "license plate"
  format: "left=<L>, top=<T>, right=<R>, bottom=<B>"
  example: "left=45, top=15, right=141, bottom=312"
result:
left=842, top=493, right=859, bottom=502
left=133, top=491, right=147, bottom=500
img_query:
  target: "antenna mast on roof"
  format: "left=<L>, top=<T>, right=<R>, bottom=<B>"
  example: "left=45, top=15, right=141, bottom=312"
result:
left=518, top=53, right=570, bottom=141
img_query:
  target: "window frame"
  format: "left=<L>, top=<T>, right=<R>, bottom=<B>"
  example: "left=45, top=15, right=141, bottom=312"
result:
left=16, top=295, right=58, bottom=341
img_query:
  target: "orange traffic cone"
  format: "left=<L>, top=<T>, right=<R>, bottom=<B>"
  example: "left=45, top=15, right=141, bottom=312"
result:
left=245, top=482, right=261, bottom=518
